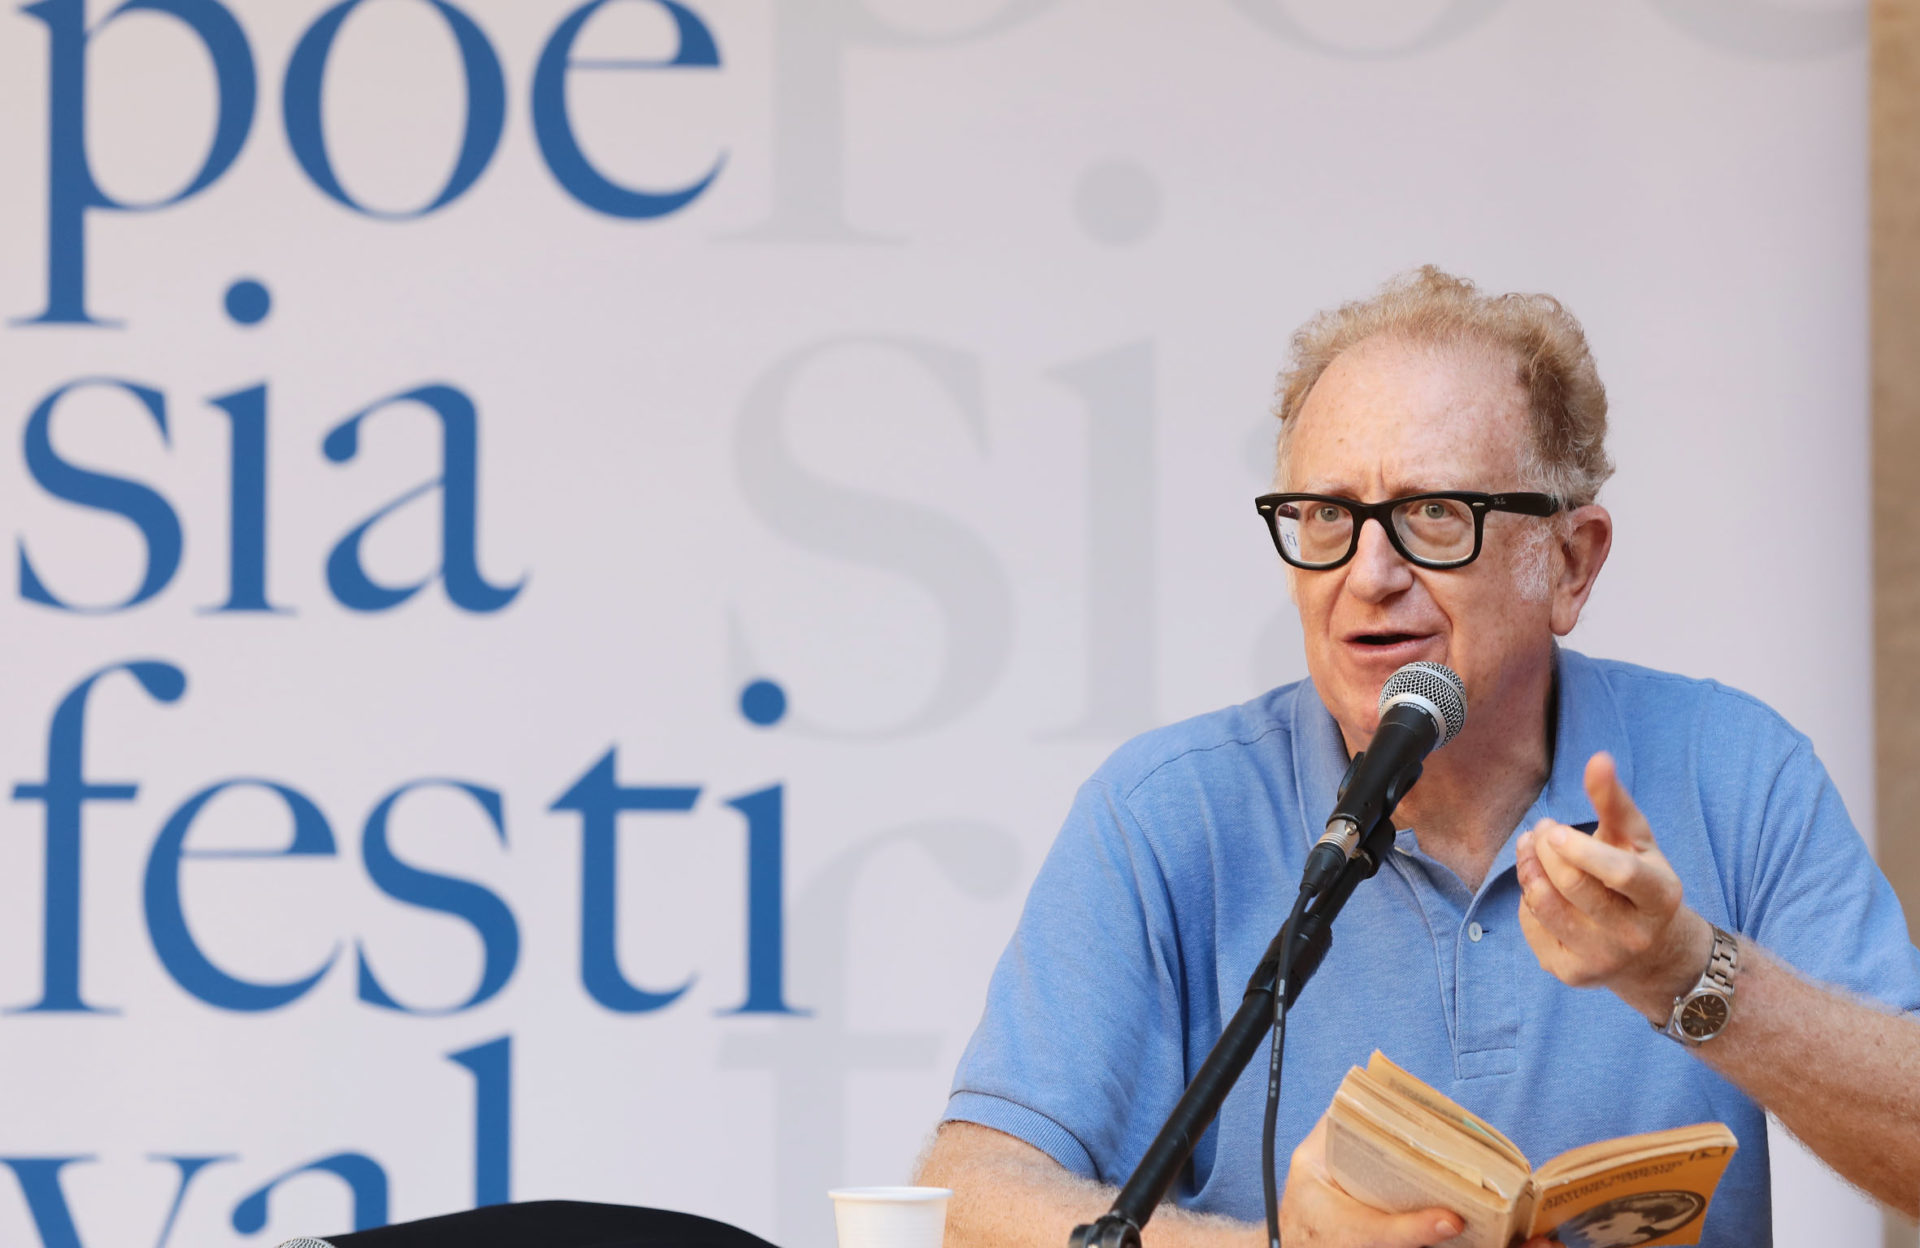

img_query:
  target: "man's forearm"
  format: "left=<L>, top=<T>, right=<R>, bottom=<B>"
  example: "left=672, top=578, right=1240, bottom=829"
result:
left=915, top=1121, right=1262, bottom=1248
left=1514, top=778, right=1920, bottom=1217
left=1683, top=945, right=1920, bottom=1216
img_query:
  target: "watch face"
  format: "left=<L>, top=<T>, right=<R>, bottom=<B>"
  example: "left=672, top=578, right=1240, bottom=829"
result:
left=1679, top=993, right=1730, bottom=1039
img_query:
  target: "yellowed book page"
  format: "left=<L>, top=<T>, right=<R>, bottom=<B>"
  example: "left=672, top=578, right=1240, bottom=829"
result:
left=1334, top=1084, right=1490, bottom=1192
left=1365, top=1051, right=1528, bottom=1168
left=1543, top=1128, right=1728, bottom=1182
left=1526, top=1137, right=1737, bottom=1248
left=1337, top=1075, right=1528, bottom=1203
left=1535, top=1124, right=1736, bottom=1186
left=1326, top=1100, right=1516, bottom=1248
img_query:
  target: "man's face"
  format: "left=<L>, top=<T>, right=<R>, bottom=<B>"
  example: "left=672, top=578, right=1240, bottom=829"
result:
left=1282, top=334, right=1557, bottom=748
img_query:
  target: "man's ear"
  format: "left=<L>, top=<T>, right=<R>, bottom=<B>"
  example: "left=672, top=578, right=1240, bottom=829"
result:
left=1550, top=504, right=1612, bottom=636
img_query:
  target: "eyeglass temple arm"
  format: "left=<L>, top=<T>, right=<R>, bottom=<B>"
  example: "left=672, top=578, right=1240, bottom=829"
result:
left=1486, top=493, right=1562, bottom=516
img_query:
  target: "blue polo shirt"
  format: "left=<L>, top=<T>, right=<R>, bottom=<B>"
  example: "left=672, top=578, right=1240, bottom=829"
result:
left=945, top=650, right=1920, bottom=1243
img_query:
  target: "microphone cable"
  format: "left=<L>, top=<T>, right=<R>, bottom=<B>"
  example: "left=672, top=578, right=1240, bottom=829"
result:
left=1262, top=885, right=1313, bottom=1248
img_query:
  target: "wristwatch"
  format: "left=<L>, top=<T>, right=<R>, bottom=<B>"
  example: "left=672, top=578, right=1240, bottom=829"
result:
left=1655, top=924, right=1739, bottom=1045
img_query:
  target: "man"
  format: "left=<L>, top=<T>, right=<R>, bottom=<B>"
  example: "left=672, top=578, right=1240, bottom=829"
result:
left=915, top=268, right=1920, bottom=1246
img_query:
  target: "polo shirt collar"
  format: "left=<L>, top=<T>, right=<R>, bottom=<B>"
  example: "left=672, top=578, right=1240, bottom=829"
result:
left=1290, top=647, right=1634, bottom=882
left=1530, top=646, right=1634, bottom=830
left=1290, top=674, right=1354, bottom=850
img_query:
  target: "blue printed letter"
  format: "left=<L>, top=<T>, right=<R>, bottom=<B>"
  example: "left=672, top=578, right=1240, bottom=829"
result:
left=204, top=383, right=288, bottom=613
left=231, top=1154, right=389, bottom=1235
left=10, top=660, right=186, bottom=1013
left=19, top=380, right=183, bottom=613
left=549, top=749, right=699, bottom=1012
left=17, top=0, right=255, bottom=325
left=721, top=785, right=804, bottom=1015
left=357, top=781, right=520, bottom=1014
left=283, top=0, right=504, bottom=218
left=448, top=1036, right=512, bottom=1207
left=532, top=0, right=724, bottom=219
left=144, top=779, right=340, bottom=1011
left=0, top=1153, right=228, bottom=1248
left=323, top=383, right=524, bottom=613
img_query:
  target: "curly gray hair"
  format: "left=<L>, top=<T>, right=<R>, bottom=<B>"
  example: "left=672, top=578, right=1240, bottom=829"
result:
left=1272, top=266, right=1614, bottom=509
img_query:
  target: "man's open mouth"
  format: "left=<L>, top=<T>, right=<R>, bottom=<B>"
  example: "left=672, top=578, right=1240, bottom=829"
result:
left=1352, top=633, right=1425, bottom=647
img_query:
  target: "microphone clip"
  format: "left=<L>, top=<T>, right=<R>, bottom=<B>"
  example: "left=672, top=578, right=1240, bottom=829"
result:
left=1069, top=1214, right=1141, bottom=1248
left=1303, top=750, right=1420, bottom=898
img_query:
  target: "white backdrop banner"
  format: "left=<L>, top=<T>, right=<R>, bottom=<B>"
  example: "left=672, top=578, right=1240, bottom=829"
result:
left=0, top=2, right=1877, bottom=1246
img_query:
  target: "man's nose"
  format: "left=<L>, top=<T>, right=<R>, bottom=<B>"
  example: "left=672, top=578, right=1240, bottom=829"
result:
left=1344, top=517, right=1415, bottom=601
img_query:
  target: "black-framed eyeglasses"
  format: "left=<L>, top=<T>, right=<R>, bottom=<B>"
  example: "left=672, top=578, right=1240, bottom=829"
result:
left=1253, top=491, right=1561, bottom=570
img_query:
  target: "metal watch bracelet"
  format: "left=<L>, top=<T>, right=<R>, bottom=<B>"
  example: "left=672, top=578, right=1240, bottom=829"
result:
left=1655, top=923, right=1739, bottom=1045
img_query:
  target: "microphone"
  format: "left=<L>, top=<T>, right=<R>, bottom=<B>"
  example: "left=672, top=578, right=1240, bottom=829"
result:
left=1300, top=661, right=1467, bottom=897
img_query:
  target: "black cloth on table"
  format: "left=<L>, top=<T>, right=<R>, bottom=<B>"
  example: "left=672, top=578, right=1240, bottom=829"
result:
left=321, top=1201, right=780, bottom=1248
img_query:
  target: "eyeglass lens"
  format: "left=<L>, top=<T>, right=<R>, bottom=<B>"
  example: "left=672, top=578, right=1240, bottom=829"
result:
left=1272, top=497, right=1478, bottom=566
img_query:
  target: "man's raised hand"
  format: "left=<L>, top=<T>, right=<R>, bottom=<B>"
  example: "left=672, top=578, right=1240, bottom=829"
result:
left=1514, top=752, right=1711, bottom=1022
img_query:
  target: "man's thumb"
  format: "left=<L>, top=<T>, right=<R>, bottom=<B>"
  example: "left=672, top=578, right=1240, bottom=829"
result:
left=1380, top=1207, right=1464, bottom=1246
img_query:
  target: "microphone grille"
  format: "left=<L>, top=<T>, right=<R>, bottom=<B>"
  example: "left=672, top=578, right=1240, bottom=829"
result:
left=1380, top=661, right=1467, bottom=747
left=274, top=1241, right=337, bottom=1248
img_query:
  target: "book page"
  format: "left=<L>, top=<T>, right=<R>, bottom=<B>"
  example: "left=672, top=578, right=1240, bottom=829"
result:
left=1364, top=1052, right=1529, bottom=1171
left=1536, top=1124, right=1734, bottom=1186
left=1336, top=1075, right=1528, bottom=1203
left=1326, top=1098, right=1521, bottom=1248
left=1527, top=1132, right=1737, bottom=1248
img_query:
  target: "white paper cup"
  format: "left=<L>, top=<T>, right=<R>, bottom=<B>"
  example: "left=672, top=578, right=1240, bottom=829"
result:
left=828, top=1186, right=952, bottom=1248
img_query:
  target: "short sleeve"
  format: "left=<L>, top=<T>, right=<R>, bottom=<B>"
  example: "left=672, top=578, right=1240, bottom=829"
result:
left=943, top=777, right=1193, bottom=1183
left=1737, top=740, right=1920, bottom=1013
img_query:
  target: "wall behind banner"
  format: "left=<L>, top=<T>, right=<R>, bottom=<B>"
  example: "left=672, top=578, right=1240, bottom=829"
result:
left=0, top=2, right=1882, bottom=1245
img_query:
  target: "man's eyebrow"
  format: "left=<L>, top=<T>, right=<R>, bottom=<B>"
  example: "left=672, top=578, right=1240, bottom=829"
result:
left=1293, top=480, right=1476, bottom=498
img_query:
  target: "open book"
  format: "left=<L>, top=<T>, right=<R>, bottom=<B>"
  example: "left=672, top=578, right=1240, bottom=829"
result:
left=1325, top=1052, right=1737, bottom=1248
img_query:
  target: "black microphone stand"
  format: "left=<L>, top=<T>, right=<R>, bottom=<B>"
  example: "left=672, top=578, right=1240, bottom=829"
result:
left=1067, top=809, right=1402, bottom=1248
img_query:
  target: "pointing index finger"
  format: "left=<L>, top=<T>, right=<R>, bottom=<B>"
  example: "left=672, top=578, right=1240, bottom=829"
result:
left=1584, top=752, right=1654, bottom=850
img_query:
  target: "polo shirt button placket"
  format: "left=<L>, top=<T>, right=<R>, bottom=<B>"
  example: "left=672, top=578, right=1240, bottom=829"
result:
left=1455, top=909, right=1521, bottom=1079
